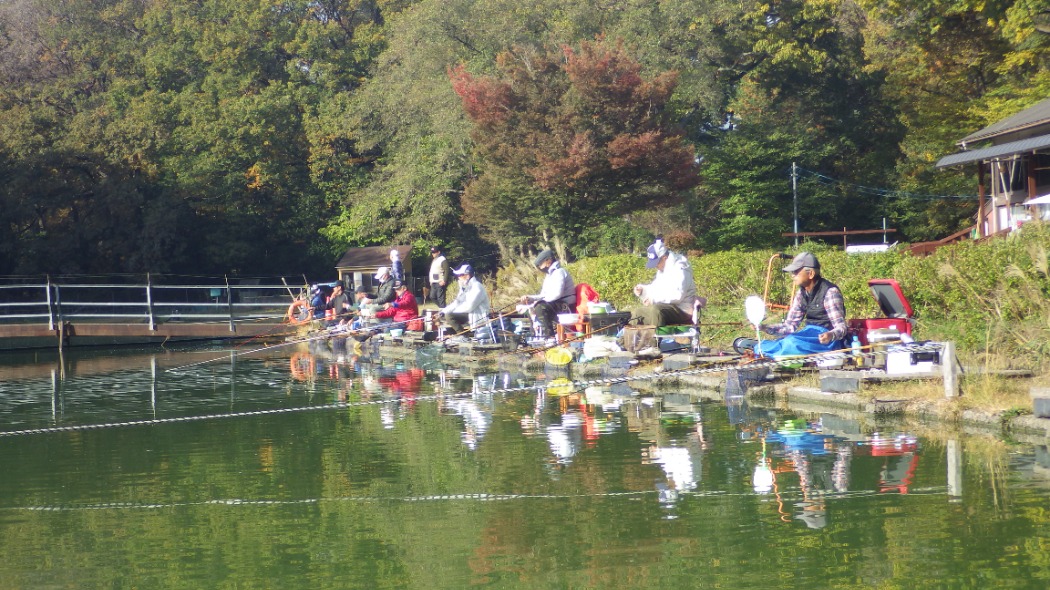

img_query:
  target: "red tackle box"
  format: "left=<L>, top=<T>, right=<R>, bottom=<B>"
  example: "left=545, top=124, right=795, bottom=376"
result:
left=847, top=279, right=914, bottom=346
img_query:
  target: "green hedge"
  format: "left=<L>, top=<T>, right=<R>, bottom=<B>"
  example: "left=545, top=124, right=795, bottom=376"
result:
left=510, top=223, right=1050, bottom=356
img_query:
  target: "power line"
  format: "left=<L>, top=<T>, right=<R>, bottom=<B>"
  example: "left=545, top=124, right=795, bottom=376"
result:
left=797, top=166, right=978, bottom=200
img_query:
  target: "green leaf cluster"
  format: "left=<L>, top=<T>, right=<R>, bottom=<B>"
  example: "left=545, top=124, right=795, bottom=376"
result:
left=0, top=0, right=1046, bottom=276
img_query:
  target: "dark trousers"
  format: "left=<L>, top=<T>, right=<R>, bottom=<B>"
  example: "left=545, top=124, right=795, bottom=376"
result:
left=443, top=312, right=471, bottom=335
left=430, top=282, right=447, bottom=308
left=631, top=304, right=693, bottom=328
left=533, top=300, right=575, bottom=339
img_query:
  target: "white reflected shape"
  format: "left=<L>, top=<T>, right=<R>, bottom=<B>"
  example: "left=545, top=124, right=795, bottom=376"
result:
left=753, top=461, right=774, bottom=494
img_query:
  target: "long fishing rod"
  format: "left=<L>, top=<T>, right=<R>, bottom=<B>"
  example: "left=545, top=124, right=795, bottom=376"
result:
left=166, top=331, right=335, bottom=373
left=434, top=300, right=518, bottom=343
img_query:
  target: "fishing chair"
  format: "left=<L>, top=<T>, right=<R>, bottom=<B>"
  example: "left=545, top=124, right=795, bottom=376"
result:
left=555, top=283, right=601, bottom=343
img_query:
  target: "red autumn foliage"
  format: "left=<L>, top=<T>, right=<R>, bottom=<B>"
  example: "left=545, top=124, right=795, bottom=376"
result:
left=449, top=38, right=698, bottom=238
left=448, top=64, right=514, bottom=128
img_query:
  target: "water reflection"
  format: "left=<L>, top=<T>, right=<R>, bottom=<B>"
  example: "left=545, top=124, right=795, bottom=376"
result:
left=4, top=343, right=1050, bottom=587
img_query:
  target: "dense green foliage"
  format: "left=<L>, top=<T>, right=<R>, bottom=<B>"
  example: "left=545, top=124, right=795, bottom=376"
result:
left=528, top=224, right=1049, bottom=358
left=0, top=0, right=1046, bottom=275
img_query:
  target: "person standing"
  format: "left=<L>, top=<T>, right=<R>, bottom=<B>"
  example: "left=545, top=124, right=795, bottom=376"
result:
left=438, top=264, right=491, bottom=340
left=390, top=249, right=405, bottom=283
left=519, top=249, right=576, bottom=339
left=428, top=245, right=452, bottom=307
left=632, top=237, right=703, bottom=327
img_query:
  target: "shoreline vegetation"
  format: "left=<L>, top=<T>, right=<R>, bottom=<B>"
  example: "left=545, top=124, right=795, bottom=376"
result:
left=485, top=222, right=1050, bottom=419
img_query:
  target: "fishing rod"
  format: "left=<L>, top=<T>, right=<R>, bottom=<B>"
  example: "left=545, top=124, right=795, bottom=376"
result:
left=434, top=300, right=518, bottom=343
left=166, top=331, right=335, bottom=373
left=17, top=341, right=949, bottom=440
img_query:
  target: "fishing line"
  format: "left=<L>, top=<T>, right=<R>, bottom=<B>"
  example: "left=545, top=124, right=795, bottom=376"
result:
left=0, top=486, right=949, bottom=513
left=165, top=331, right=337, bottom=372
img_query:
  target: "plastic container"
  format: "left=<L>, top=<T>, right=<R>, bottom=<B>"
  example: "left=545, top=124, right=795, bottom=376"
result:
left=851, top=335, right=863, bottom=368
left=588, top=302, right=611, bottom=315
left=389, top=328, right=404, bottom=338
left=557, top=313, right=579, bottom=325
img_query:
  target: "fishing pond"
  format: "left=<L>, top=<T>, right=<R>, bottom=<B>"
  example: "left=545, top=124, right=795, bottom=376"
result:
left=1, top=341, right=1048, bottom=588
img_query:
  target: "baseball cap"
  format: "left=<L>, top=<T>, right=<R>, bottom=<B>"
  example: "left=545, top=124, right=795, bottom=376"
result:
left=393, top=280, right=406, bottom=289
left=452, top=264, right=474, bottom=276
left=374, top=266, right=390, bottom=279
left=533, top=249, right=555, bottom=268
left=783, top=252, right=820, bottom=273
left=645, top=238, right=668, bottom=269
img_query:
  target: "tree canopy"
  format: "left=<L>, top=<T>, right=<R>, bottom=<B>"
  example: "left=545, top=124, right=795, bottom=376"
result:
left=0, top=0, right=1046, bottom=275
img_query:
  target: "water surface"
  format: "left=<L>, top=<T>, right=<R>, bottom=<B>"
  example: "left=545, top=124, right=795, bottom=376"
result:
left=1, top=342, right=1048, bottom=588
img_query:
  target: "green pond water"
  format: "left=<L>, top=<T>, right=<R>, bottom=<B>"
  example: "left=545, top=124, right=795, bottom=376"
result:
left=0, top=341, right=1049, bottom=589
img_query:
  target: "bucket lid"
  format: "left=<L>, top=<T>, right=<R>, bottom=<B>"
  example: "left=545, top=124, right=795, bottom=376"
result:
left=867, top=279, right=912, bottom=319
left=545, top=347, right=573, bottom=366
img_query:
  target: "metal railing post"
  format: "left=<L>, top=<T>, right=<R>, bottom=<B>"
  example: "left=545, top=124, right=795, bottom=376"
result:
left=53, top=282, right=63, bottom=327
left=146, top=273, right=156, bottom=330
left=225, top=275, right=236, bottom=332
left=46, top=275, right=55, bottom=331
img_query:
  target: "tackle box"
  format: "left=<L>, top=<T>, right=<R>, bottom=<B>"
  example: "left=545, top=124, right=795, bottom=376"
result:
left=847, top=279, right=914, bottom=346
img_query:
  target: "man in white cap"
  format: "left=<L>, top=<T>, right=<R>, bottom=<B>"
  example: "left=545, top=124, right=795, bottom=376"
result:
left=363, top=266, right=396, bottom=307
left=755, top=251, right=847, bottom=357
left=519, top=248, right=576, bottom=339
left=438, top=264, right=491, bottom=340
left=632, top=236, right=703, bottom=327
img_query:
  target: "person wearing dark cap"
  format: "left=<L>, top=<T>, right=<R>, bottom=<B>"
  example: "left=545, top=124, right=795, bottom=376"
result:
left=374, top=280, right=419, bottom=325
left=325, top=282, right=350, bottom=327
left=438, top=264, right=491, bottom=339
left=519, top=248, right=576, bottom=339
left=755, top=251, right=847, bottom=357
left=631, top=236, right=703, bottom=327
left=428, top=245, right=452, bottom=307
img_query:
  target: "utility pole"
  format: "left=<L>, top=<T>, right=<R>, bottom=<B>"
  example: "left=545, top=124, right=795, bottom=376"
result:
left=791, top=162, right=799, bottom=247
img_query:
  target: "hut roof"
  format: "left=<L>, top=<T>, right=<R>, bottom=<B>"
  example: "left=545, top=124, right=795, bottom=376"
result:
left=335, top=245, right=413, bottom=271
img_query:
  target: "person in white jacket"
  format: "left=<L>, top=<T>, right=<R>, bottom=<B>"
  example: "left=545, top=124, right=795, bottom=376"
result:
left=519, top=249, right=576, bottom=339
left=632, top=237, right=704, bottom=327
left=438, top=264, right=491, bottom=338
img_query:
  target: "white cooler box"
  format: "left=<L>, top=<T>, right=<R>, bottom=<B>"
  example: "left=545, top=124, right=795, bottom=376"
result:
left=886, top=345, right=940, bottom=375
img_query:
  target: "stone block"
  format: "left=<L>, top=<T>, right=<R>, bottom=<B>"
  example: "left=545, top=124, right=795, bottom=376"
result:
left=820, top=375, right=861, bottom=393
left=1033, top=387, right=1050, bottom=419
left=662, top=353, right=695, bottom=371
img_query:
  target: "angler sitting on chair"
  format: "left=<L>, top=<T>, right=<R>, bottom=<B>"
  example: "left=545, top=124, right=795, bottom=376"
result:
left=519, top=248, right=575, bottom=341
left=753, top=252, right=848, bottom=358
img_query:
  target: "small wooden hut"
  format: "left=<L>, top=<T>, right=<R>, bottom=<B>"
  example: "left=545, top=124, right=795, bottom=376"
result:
left=334, top=245, right=413, bottom=291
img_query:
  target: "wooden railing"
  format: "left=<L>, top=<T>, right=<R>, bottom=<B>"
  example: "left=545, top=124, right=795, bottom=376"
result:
left=905, top=225, right=976, bottom=257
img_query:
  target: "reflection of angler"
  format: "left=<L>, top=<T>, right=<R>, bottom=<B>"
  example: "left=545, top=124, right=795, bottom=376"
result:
left=831, top=446, right=852, bottom=493
left=879, top=452, right=919, bottom=493
left=868, top=433, right=919, bottom=494
left=547, top=412, right=583, bottom=463
left=378, top=368, right=425, bottom=411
